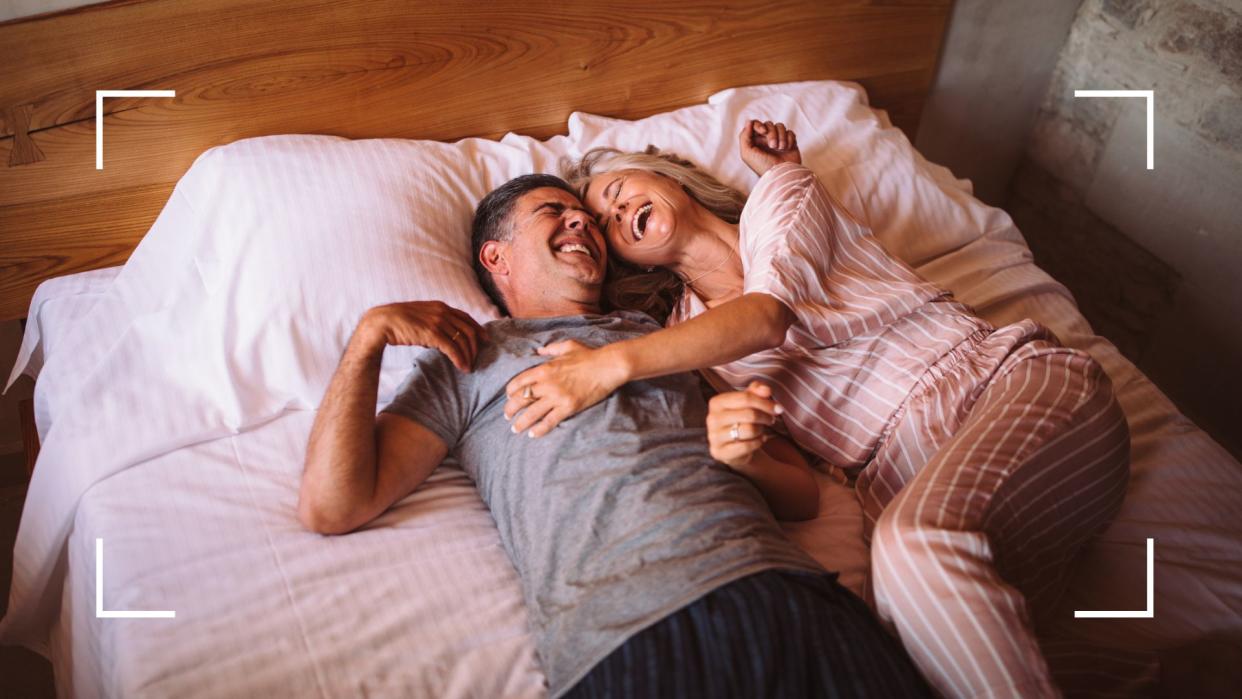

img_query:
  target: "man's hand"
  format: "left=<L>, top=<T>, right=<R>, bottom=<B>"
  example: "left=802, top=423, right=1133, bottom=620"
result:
left=503, top=339, right=628, bottom=437
left=707, top=381, right=784, bottom=468
left=738, top=119, right=801, bottom=178
left=363, top=301, right=487, bottom=372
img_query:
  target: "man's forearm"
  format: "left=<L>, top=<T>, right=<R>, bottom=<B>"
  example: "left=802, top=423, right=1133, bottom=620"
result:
left=298, top=319, right=387, bottom=532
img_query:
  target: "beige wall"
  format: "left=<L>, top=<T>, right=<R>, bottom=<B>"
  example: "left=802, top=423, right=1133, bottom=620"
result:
left=1016, top=0, right=1242, bottom=457
left=918, top=0, right=1241, bottom=458
left=916, top=0, right=1084, bottom=205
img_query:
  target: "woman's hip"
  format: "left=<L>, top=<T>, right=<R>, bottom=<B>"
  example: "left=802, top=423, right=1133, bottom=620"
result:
left=856, top=333, right=1130, bottom=527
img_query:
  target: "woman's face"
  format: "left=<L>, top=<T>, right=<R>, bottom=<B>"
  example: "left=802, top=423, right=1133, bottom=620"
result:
left=583, top=168, right=696, bottom=268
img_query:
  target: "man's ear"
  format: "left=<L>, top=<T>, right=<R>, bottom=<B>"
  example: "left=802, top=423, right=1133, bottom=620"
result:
left=479, top=240, right=510, bottom=276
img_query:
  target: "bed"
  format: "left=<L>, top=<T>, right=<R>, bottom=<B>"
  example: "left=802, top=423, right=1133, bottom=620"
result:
left=3, top=2, right=1241, bottom=698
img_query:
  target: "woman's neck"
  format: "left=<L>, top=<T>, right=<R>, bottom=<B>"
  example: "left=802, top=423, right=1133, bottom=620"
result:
left=670, top=212, right=744, bottom=305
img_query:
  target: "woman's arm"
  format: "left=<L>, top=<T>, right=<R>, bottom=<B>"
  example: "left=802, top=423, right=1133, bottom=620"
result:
left=504, top=119, right=808, bottom=437
left=504, top=292, right=793, bottom=436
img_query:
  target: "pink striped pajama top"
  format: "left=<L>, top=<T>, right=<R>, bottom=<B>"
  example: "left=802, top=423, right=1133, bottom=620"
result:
left=669, top=162, right=1023, bottom=472
left=670, top=163, right=1135, bottom=697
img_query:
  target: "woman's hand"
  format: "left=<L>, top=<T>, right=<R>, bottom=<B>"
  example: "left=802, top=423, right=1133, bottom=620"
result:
left=504, top=340, right=629, bottom=437
left=707, top=381, right=784, bottom=468
left=738, top=119, right=802, bottom=177
left=361, top=301, right=486, bottom=372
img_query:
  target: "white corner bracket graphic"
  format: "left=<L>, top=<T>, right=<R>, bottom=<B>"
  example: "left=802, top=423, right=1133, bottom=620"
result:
left=95, top=89, right=176, bottom=170
left=96, top=538, right=176, bottom=619
left=1073, top=89, right=1154, bottom=170
left=1075, top=538, right=1154, bottom=619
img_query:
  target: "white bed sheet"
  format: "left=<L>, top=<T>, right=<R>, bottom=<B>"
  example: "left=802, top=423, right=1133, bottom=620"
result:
left=53, top=409, right=544, bottom=698
left=46, top=406, right=866, bottom=698
left=4, top=79, right=1240, bottom=696
left=30, top=230, right=1242, bottom=697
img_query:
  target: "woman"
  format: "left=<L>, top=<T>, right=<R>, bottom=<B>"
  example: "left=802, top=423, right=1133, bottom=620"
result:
left=501, top=121, right=1131, bottom=698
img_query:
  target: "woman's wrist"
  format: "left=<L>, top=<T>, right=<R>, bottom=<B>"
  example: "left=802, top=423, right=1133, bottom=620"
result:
left=599, top=341, right=637, bottom=387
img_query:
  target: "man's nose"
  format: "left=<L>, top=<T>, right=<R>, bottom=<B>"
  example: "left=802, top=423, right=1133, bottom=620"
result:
left=565, top=210, right=593, bottom=231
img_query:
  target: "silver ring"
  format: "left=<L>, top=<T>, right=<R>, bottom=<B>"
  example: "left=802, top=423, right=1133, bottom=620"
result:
left=522, top=386, right=533, bottom=400
left=730, top=423, right=741, bottom=442
left=451, top=330, right=462, bottom=342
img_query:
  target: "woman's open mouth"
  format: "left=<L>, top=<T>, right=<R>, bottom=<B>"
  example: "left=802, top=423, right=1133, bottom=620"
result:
left=632, top=203, right=653, bottom=242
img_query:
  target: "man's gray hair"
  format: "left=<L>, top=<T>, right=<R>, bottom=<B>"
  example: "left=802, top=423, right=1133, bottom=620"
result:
left=470, top=174, right=578, bottom=315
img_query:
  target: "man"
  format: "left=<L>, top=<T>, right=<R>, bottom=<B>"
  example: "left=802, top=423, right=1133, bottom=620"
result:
left=298, top=174, right=928, bottom=698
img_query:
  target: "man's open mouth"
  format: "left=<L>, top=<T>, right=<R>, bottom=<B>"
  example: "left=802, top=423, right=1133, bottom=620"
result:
left=554, top=237, right=595, bottom=259
left=632, top=203, right=652, bottom=241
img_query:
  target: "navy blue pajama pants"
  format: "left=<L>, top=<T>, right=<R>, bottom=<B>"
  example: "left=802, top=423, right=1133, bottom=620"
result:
left=565, top=570, right=930, bottom=698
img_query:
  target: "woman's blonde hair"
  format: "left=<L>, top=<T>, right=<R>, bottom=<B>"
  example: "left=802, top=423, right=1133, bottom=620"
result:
left=562, top=146, right=747, bottom=324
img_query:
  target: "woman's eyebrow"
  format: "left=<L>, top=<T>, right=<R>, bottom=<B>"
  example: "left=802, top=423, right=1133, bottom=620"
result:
left=604, top=176, right=621, bottom=202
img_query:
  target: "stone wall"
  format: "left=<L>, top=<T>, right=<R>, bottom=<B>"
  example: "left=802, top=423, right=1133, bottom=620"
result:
left=1012, top=0, right=1242, bottom=457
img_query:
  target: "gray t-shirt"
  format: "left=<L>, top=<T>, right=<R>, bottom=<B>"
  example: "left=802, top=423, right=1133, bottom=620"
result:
left=381, top=311, right=822, bottom=696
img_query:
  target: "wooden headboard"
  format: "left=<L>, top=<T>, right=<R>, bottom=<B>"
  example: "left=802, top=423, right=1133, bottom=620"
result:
left=0, top=0, right=952, bottom=321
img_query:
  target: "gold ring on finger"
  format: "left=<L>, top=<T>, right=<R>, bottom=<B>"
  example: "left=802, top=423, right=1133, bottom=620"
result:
left=522, top=386, right=533, bottom=400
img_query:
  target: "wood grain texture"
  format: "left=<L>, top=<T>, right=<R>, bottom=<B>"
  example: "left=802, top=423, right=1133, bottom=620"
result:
left=0, top=0, right=952, bottom=321
left=5, top=104, right=45, bottom=167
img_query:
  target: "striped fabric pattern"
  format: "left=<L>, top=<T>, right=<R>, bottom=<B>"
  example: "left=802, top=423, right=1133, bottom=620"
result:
left=565, top=570, right=931, bottom=698
left=866, top=333, right=1133, bottom=697
left=672, top=163, right=994, bottom=471
left=671, top=164, right=1138, bottom=696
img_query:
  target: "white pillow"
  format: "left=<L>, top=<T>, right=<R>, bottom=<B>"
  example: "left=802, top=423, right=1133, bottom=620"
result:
left=18, top=80, right=1024, bottom=439
left=33, top=135, right=598, bottom=431
left=19, top=81, right=1015, bottom=443
left=567, top=80, right=1015, bottom=268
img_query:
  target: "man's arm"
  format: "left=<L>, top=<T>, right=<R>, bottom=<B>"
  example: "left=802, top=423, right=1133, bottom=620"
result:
left=298, top=302, right=483, bottom=535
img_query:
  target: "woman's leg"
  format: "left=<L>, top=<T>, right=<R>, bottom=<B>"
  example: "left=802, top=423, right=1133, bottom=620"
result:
left=866, top=346, right=1130, bottom=698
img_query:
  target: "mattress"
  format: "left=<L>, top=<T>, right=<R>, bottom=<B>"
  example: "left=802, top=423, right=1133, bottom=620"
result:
left=9, top=266, right=870, bottom=697
left=47, top=397, right=867, bottom=697
left=22, top=229, right=1242, bottom=697
left=5, top=80, right=1241, bottom=696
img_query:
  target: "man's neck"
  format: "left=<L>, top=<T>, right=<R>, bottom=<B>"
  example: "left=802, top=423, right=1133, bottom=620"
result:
left=509, top=296, right=602, bottom=319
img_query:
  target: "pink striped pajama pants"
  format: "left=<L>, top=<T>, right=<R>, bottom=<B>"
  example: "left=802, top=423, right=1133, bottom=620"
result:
left=855, top=321, right=1132, bottom=698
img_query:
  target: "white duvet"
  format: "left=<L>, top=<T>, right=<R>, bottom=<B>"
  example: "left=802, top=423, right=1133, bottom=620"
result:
left=4, top=81, right=1241, bottom=697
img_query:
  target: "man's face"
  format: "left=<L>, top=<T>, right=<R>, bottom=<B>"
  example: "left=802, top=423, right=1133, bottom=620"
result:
left=492, top=187, right=607, bottom=312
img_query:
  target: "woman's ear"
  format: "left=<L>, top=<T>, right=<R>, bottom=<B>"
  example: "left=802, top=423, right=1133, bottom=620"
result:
left=479, top=240, right=509, bottom=276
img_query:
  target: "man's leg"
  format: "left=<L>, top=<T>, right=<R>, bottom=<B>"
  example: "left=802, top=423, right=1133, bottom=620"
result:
left=565, top=570, right=930, bottom=698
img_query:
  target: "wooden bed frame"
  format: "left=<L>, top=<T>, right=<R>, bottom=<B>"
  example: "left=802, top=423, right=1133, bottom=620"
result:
left=0, top=0, right=953, bottom=322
